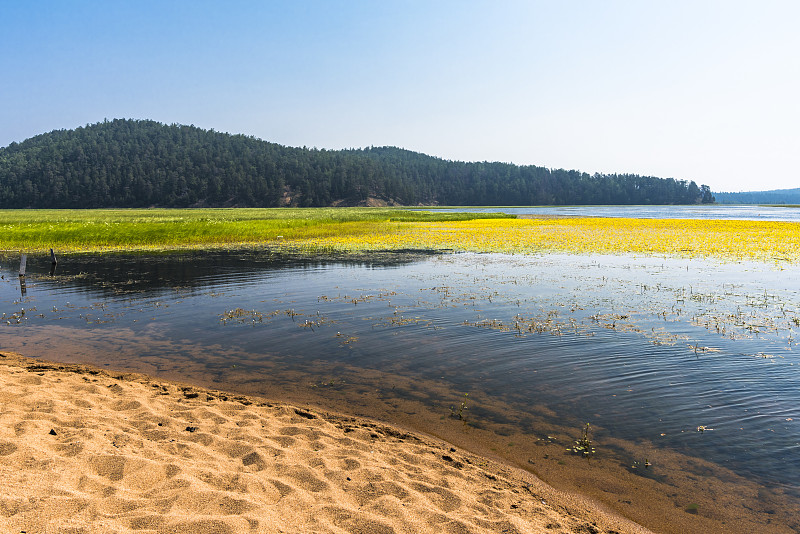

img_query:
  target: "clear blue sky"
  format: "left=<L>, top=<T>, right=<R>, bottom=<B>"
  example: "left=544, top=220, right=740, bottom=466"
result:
left=2, top=1, right=798, bottom=192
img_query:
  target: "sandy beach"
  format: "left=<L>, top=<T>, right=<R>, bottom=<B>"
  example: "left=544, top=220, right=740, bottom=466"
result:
left=0, top=351, right=656, bottom=534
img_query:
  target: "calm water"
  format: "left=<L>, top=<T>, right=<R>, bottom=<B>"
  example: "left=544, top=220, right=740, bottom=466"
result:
left=434, top=204, right=800, bottom=221
left=2, top=249, right=800, bottom=519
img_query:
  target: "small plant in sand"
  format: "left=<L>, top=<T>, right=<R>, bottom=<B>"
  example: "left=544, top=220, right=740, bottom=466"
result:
left=569, top=423, right=595, bottom=457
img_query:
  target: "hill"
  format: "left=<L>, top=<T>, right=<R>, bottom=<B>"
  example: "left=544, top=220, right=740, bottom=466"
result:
left=0, top=119, right=714, bottom=208
left=713, top=188, right=800, bottom=205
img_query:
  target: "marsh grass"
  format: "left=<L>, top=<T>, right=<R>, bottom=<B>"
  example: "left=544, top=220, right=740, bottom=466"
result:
left=0, top=207, right=512, bottom=253
left=3, top=208, right=800, bottom=263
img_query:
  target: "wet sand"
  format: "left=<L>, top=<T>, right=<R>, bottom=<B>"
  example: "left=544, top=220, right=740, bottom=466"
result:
left=0, top=350, right=657, bottom=533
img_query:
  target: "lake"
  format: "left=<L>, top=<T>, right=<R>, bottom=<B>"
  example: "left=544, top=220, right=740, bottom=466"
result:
left=2, top=215, right=800, bottom=530
left=432, top=204, right=800, bottom=221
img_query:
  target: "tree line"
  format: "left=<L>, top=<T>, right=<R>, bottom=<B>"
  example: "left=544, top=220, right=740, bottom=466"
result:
left=0, top=119, right=715, bottom=208
left=713, top=188, right=800, bottom=205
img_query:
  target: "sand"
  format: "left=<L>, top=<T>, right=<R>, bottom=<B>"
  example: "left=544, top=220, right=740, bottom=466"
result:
left=0, top=351, right=653, bottom=534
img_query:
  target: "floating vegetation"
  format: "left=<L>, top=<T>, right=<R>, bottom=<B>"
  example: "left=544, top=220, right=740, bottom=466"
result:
left=219, top=307, right=333, bottom=330
left=689, top=343, right=721, bottom=356
left=291, top=216, right=800, bottom=263
left=1, top=308, right=32, bottom=325
left=373, top=314, right=434, bottom=329
left=464, top=313, right=593, bottom=338
left=337, top=334, right=359, bottom=346
left=219, top=308, right=265, bottom=325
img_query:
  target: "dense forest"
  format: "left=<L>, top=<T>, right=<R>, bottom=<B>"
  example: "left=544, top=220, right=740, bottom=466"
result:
left=0, top=119, right=715, bottom=208
left=714, top=188, right=800, bottom=205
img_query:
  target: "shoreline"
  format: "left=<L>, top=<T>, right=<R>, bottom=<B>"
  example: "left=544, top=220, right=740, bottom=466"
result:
left=0, top=351, right=652, bottom=534
left=0, top=348, right=797, bottom=533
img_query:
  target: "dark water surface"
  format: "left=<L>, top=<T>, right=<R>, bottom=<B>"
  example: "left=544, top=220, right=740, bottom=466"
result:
left=3, top=250, right=799, bottom=525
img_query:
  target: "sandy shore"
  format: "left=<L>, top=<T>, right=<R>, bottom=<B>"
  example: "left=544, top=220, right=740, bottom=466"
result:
left=0, top=351, right=654, bottom=534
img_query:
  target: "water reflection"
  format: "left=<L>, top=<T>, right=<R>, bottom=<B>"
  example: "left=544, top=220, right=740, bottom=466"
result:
left=1, top=250, right=426, bottom=301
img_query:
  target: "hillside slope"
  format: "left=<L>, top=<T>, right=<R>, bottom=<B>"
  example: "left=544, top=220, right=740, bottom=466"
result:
left=0, top=119, right=713, bottom=208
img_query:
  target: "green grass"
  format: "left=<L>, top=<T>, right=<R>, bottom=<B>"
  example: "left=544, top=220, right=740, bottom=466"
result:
left=0, top=207, right=514, bottom=253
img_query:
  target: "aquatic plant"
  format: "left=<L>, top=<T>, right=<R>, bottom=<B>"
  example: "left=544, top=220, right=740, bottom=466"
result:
left=451, top=393, right=469, bottom=420
left=294, top=216, right=800, bottom=263
left=219, top=308, right=264, bottom=325
left=631, top=458, right=651, bottom=470
left=569, top=423, right=595, bottom=457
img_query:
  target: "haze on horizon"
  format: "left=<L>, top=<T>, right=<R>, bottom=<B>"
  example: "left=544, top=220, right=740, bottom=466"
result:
left=2, top=1, right=798, bottom=193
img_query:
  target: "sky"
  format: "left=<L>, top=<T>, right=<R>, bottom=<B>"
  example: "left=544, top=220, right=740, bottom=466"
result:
left=1, top=1, right=798, bottom=193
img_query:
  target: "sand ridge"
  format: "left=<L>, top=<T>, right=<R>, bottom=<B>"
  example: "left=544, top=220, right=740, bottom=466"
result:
left=0, top=351, right=652, bottom=534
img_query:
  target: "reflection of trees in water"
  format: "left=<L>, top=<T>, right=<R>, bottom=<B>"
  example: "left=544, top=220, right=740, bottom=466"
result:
left=3, top=250, right=426, bottom=298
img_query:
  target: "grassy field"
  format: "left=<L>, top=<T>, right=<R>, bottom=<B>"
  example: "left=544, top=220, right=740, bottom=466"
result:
left=2, top=208, right=799, bottom=263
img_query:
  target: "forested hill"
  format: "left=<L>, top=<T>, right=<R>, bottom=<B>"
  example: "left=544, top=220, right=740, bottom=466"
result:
left=713, top=188, right=800, bottom=205
left=0, top=119, right=714, bottom=208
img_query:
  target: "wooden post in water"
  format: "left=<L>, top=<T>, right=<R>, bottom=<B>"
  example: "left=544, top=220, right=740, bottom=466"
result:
left=49, top=249, right=58, bottom=276
left=19, top=254, right=27, bottom=297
